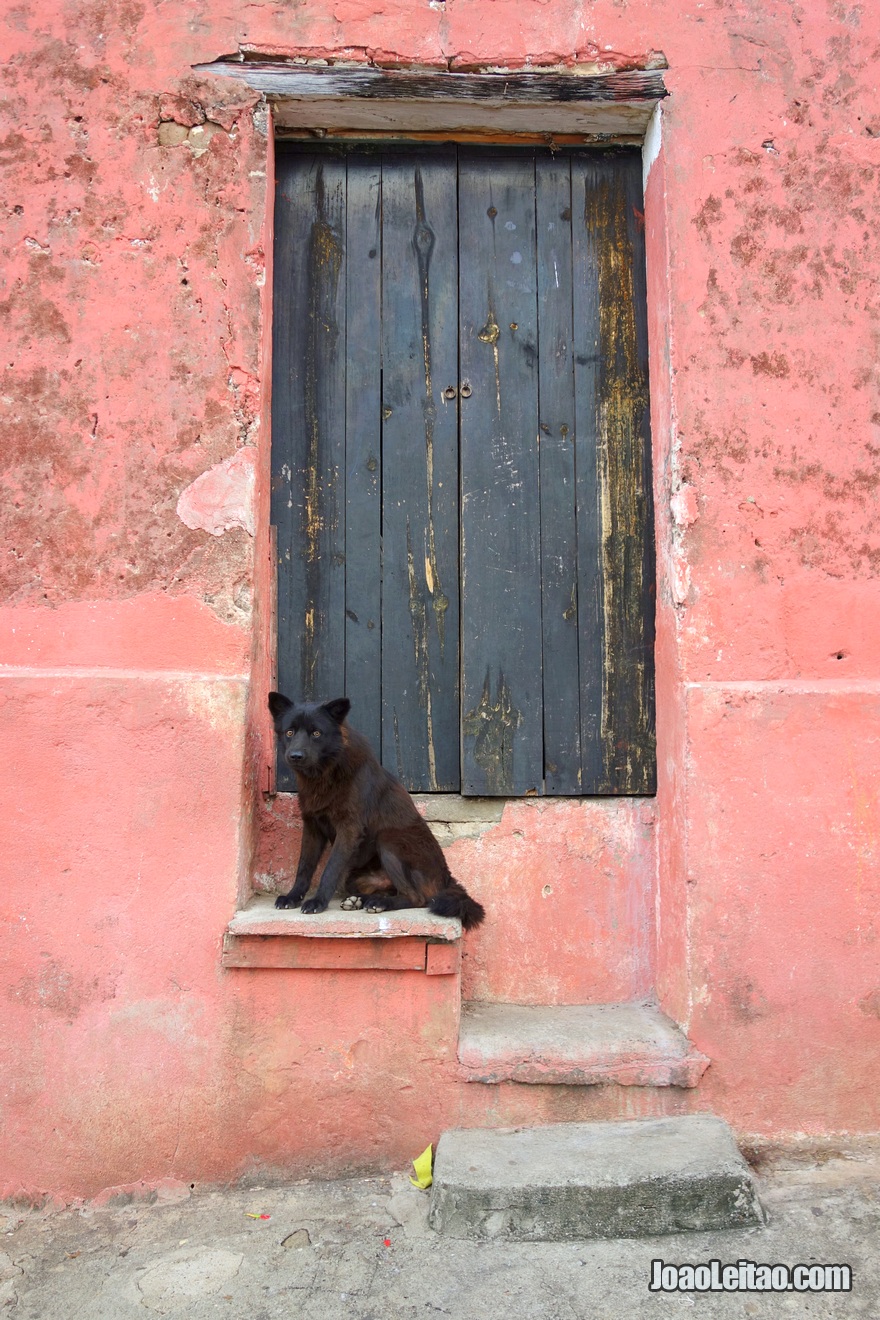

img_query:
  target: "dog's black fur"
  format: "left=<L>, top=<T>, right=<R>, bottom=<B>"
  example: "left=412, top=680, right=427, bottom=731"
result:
left=268, top=693, right=485, bottom=929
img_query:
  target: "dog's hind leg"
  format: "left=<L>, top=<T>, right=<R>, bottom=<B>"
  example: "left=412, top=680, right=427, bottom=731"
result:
left=341, top=863, right=392, bottom=910
left=379, top=846, right=420, bottom=897
left=353, top=846, right=422, bottom=915
left=371, top=842, right=486, bottom=928
left=358, top=892, right=422, bottom=915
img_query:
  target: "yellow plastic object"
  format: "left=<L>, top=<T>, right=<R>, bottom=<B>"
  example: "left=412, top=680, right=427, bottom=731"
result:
left=409, top=1144, right=433, bottom=1189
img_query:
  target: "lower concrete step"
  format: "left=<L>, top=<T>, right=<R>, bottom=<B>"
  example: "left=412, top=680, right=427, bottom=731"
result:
left=429, top=1115, right=766, bottom=1241
left=458, top=1001, right=709, bottom=1087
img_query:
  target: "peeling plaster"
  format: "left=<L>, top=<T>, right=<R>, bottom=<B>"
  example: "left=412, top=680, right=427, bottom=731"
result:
left=176, top=447, right=256, bottom=537
left=670, top=484, right=699, bottom=529
left=227, top=43, right=668, bottom=76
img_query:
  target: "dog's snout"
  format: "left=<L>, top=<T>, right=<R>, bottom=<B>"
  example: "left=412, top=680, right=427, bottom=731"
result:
left=289, top=749, right=305, bottom=762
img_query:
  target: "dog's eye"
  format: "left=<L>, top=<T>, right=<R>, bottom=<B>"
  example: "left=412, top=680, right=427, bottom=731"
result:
left=285, top=730, right=293, bottom=738
left=311, top=730, right=322, bottom=739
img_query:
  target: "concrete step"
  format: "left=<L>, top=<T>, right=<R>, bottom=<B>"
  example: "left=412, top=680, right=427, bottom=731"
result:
left=458, top=1001, right=709, bottom=1088
left=429, top=1114, right=766, bottom=1241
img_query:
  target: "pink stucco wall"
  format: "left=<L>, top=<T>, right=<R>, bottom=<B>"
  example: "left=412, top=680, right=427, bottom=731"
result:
left=2, top=0, right=879, bottom=1200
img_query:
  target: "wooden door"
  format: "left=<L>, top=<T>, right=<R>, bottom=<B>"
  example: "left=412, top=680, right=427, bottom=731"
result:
left=271, top=143, right=655, bottom=795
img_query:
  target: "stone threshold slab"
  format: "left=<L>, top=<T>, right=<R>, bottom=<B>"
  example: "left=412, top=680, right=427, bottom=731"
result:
left=429, top=1115, right=766, bottom=1240
left=458, top=1001, right=709, bottom=1088
left=228, top=895, right=462, bottom=941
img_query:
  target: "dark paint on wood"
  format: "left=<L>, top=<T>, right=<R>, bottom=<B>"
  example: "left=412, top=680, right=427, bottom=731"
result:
left=380, top=149, right=461, bottom=790
left=535, top=153, right=582, bottom=793
left=459, top=149, right=543, bottom=795
left=570, top=154, right=605, bottom=794
left=272, top=143, right=655, bottom=797
left=343, top=154, right=383, bottom=754
left=272, top=152, right=347, bottom=789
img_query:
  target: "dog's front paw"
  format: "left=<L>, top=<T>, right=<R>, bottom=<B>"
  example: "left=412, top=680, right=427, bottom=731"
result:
left=341, top=895, right=364, bottom=910
left=300, top=897, right=329, bottom=915
left=274, top=891, right=302, bottom=909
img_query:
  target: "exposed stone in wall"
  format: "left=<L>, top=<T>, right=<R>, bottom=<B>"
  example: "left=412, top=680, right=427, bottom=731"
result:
left=412, top=794, right=505, bottom=844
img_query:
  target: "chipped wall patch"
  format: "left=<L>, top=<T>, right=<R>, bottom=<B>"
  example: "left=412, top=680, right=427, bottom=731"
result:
left=642, top=101, right=662, bottom=191
left=177, top=447, right=256, bottom=537
left=670, top=484, right=699, bottom=528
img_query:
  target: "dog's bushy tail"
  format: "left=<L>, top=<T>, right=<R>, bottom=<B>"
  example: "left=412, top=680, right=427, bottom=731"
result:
left=428, top=882, right=485, bottom=930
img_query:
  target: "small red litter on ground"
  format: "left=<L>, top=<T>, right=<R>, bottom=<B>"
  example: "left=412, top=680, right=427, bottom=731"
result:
left=383, top=1238, right=392, bottom=1247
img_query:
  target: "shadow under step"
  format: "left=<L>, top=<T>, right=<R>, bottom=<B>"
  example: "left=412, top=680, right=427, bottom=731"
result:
left=458, top=1001, right=709, bottom=1088
left=429, top=1114, right=766, bottom=1241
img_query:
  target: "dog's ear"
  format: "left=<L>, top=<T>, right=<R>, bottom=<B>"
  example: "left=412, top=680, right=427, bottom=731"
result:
left=322, top=697, right=351, bottom=725
left=268, top=691, right=293, bottom=722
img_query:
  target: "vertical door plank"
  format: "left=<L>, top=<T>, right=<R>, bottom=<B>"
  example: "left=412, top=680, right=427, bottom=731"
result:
left=344, top=151, right=383, bottom=755
left=571, top=153, right=604, bottom=795
left=574, top=150, right=656, bottom=793
left=605, top=150, right=655, bottom=793
left=381, top=149, right=460, bottom=790
left=270, top=147, right=308, bottom=766
left=535, top=152, right=582, bottom=794
left=272, top=151, right=347, bottom=788
left=459, top=149, right=543, bottom=796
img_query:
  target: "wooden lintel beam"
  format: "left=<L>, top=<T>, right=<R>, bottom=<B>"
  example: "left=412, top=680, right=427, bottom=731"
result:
left=193, top=64, right=668, bottom=137
left=195, top=63, right=668, bottom=107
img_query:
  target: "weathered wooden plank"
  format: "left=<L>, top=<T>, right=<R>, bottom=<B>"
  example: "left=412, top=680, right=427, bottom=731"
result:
left=459, top=149, right=543, bottom=796
left=343, top=150, right=383, bottom=755
left=535, top=152, right=582, bottom=794
left=273, top=103, right=659, bottom=138
left=270, top=151, right=303, bottom=786
left=570, top=154, right=604, bottom=795
left=272, top=150, right=347, bottom=788
left=575, top=150, right=656, bottom=793
left=199, top=63, right=669, bottom=107
left=280, top=128, right=647, bottom=148
left=380, top=148, right=461, bottom=790
left=606, top=151, right=656, bottom=793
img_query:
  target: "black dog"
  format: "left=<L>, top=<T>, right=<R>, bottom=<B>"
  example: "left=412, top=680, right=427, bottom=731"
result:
left=268, top=693, right=485, bottom=929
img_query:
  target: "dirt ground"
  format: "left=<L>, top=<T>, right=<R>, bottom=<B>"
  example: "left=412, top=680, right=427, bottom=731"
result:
left=1, top=1148, right=878, bottom=1318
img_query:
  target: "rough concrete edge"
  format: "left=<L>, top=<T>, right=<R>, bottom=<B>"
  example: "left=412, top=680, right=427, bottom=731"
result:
left=428, top=1170, right=765, bottom=1242
left=457, top=1052, right=708, bottom=1087
left=0, top=1177, right=194, bottom=1215
left=456, top=1002, right=711, bottom=1087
